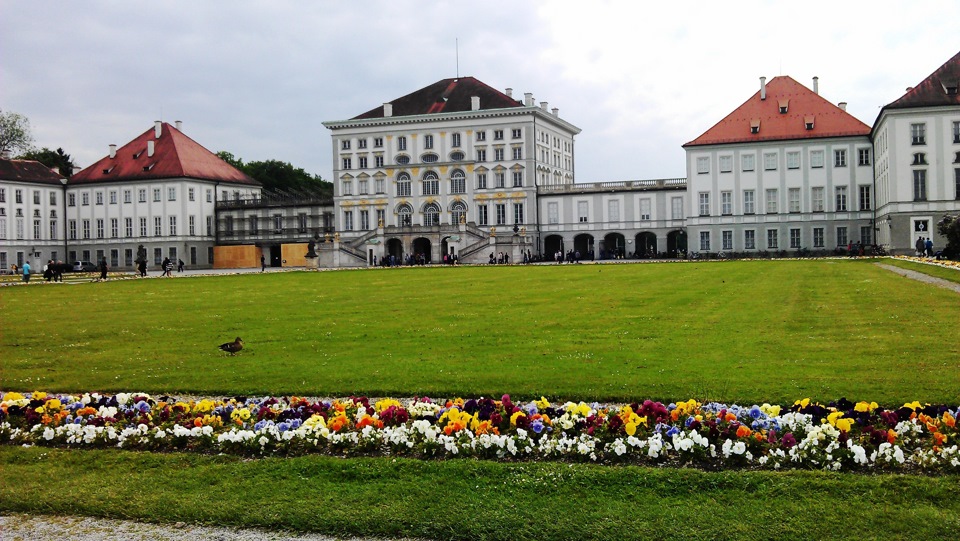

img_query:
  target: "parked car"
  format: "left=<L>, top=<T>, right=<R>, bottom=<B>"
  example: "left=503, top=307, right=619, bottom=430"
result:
left=71, top=261, right=97, bottom=272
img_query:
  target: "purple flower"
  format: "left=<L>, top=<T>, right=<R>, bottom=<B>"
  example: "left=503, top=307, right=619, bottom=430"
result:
left=748, top=405, right=762, bottom=419
left=781, top=432, right=797, bottom=448
left=666, top=426, right=680, bottom=437
left=530, top=419, right=544, bottom=434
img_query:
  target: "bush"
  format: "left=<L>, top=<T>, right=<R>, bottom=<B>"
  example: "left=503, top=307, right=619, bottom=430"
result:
left=937, top=214, right=960, bottom=259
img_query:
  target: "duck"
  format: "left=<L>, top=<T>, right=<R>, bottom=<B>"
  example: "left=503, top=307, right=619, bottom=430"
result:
left=219, top=337, right=244, bottom=354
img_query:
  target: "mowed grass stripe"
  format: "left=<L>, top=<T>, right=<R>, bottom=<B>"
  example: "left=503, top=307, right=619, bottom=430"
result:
left=1, top=260, right=957, bottom=404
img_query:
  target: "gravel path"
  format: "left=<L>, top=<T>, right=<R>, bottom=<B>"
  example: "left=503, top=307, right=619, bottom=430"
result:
left=0, top=514, right=417, bottom=541
left=875, top=263, right=960, bottom=294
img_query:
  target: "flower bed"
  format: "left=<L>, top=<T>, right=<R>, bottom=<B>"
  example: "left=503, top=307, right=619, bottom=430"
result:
left=2, top=391, right=957, bottom=473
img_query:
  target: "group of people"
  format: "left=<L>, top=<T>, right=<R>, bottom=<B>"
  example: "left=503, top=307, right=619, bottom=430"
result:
left=488, top=252, right=511, bottom=264
left=915, top=236, right=938, bottom=258
left=42, top=260, right=67, bottom=282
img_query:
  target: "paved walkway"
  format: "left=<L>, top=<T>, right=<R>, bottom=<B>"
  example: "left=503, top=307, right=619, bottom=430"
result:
left=875, top=263, right=960, bottom=294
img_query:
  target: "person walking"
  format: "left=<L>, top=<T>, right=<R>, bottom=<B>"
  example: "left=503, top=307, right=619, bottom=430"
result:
left=916, top=236, right=925, bottom=257
left=177, top=259, right=184, bottom=273
left=925, top=238, right=934, bottom=257
left=99, top=258, right=109, bottom=281
left=22, top=261, right=31, bottom=283
left=261, top=255, right=266, bottom=272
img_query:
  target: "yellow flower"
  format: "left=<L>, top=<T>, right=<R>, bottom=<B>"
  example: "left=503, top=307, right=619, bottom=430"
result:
left=835, top=418, right=854, bottom=432
left=44, top=398, right=62, bottom=411
left=510, top=411, right=526, bottom=426
left=375, top=398, right=401, bottom=412
left=760, top=403, right=781, bottom=416
left=32, top=392, right=47, bottom=401
left=3, top=392, right=25, bottom=402
left=535, top=396, right=551, bottom=410
left=794, top=398, right=811, bottom=408
left=625, top=422, right=637, bottom=436
left=902, top=401, right=922, bottom=410
left=854, top=401, right=878, bottom=413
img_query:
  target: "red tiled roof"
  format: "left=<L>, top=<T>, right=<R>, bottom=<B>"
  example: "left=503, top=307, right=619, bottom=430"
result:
left=684, top=76, right=870, bottom=147
left=882, top=50, right=960, bottom=110
left=352, top=77, right=523, bottom=119
left=0, top=158, right=66, bottom=185
left=70, top=123, right=258, bottom=186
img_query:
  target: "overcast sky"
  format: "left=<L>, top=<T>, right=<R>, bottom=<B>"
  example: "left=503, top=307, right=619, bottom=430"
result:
left=2, top=1, right=958, bottom=183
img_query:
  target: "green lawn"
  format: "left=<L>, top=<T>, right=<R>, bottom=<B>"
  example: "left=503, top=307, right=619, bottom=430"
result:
left=883, top=257, right=960, bottom=285
left=2, top=260, right=958, bottom=404
left=2, top=259, right=960, bottom=540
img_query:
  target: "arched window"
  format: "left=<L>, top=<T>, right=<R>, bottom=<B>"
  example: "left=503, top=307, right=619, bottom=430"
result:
left=397, top=203, right=413, bottom=227
left=451, top=201, right=467, bottom=225
left=422, top=171, right=439, bottom=196
left=423, top=202, right=440, bottom=227
left=396, top=172, right=411, bottom=197
left=450, top=169, right=466, bottom=194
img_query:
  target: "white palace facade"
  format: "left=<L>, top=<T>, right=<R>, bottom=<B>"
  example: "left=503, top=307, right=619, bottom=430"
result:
left=2, top=50, right=959, bottom=271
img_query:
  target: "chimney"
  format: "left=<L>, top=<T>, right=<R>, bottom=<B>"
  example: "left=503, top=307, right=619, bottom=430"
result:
left=505, top=87, right=513, bottom=98
left=383, top=103, right=393, bottom=117
left=175, top=120, right=182, bottom=131
left=147, top=140, right=155, bottom=157
left=154, top=120, right=162, bottom=138
left=109, top=144, right=117, bottom=159
left=760, top=77, right=767, bottom=100
left=524, top=92, right=533, bottom=106
left=812, top=76, right=819, bottom=95
left=540, top=101, right=549, bottom=112
left=838, top=102, right=847, bottom=111
left=471, top=96, right=480, bottom=111
left=552, top=107, right=559, bottom=117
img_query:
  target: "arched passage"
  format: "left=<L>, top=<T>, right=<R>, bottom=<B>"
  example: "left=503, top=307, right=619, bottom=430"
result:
left=413, top=237, right=432, bottom=263
left=603, top=233, right=626, bottom=259
left=386, top=238, right=404, bottom=263
left=667, top=230, right=687, bottom=257
left=636, top=232, right=657, bottom=258
left=544, top=235, right=564, bottom=257
left=574, top=234, right=594, bottom=259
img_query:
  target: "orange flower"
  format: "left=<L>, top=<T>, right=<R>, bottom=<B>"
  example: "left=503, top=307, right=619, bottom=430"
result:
left=753, top=432, right=766, bottom=443
left=193, top=417, right=204, bottom=427
left=725, top=412, right=737, bottom=422
left=736, top=425, right=752, bottom=438
left=887, top=429, right=897, bottom=444
left=944, top=412, right=956, bottom=428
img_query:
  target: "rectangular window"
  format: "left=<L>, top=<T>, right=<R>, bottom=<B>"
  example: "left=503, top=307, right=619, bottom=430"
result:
left=125, top=249, right=133, bottom=267
left=913, top=170, right=927, bottom=200
left=476, top=149, right=486, bottom=162
left=578, top=201, right=589, bottom=223
left=82, top=219, right=90, bottom=239
left=698, top=192, right=710, bottom=216
left=424, top=134, right=434, bottom=149
left=741, top=154, right=755, bottom=171
left=764, top=153, right=777, bottom=170
left=96, top=219, right=104, bottom=239
left=836, top=226, right=847, bottom=246
left=109, top=191, right=117, bottom=204
left=719, top=155, right=732, bottom=173
left=810, top=150, right=824, bottom=168
left=273, top=215, right=283, bottom=233
left=860, top=226, right=872, bottom=246
left=451, top=175, right=465, bottom=194
left=68, top=193, right=75, bottom=206
left=206, top=216, right=213, bottom=236
left=96, top=191, right=103, bottom=205
left=722, top=230, right=733, bottom=250
left=765, top=189, right=778, bottom=214
left=476, top=173, right=487, bottom=189
left=49, top=219, right=57, bottom=240
left=955, top=169, right=960, bottom=200
left=787, top=151, right=800, bottom=169
left=248, top=215, right=258, bottom=235
left=514, top=203, right=524, bottom=224
left=744, top=230, right=756, bottom=250
left=342, top=180, right=352, bottom=196
left=33, top=219, right=40, bottom=240
left=478, top=204, right=489, bottom=226
left=640, top=198, right=652, bottom=220
left=374, top=137, right=383, bottom=148
left=376, top=209, right=385, bottom=227
left=342, top=158, right=352, bottom=170
left=50, top=192, right=56, bottom=205
left=697, top=157, right=710, bottom=174
left=0, top=188, right=4, bottom=203
left=359, top=210, right=369, bottom=230
left=835, top=186, right=848, bottom=211
left=110, top=218, right=118, bottom=238
left=168, top=216, right=176, bottom=236
left=790, top=228, right=801, bottom=249
left=140, top=217, right=147, bottom=237
left=154, top=248, right=163, bottom=265
left=813, top=227, right=824, bottom=248
left=911, top=123, right=926, bottom=145
left=743, top=190, right=755, bottom=214
left=375, top=155, right=384, bottom=168
left=422, top=178, right=439, bottom=196
left=358, top=157, right=368, bottom=169
left=495, top=203, right=506, bottom=225
left=341, top=140, right=351, bottom=150
left=396, top=179, right=411, bottom=197
left=359, top=179, right=368, bottom=195
left=858, top=148, right=871, bottom=166
left=721, top=191, right=732, bottom=215
left=671, top=197, right=683, bottom=220
left=512, top=128, right=522, bottom=139
left=154, top=216, right=162, bottom=236
left=476, top=131, right=486, bottom=142
left=699, top=231, right=710, bottom=251
left=859, top=185, right=872, bottom=211
left=357, top=139, right=367, bottom=149
left=953, top=121, right=960, bottom=144
left=607, top=200, right=620, bottom=222
left=767, top=229, right=778, bottom=249
left=494, top=130, right=504, bottom=140
left=82, top=192, right=89, bottom=205
left=167, top=187, right=176, bottom=201
left=452, top=133, right=461, bottom=147
left=397, top=136, right=407, bottom=151
left=343, top=211, right=353, bottom=231
left=834, top=149, right=847, bottom=167
left=153, top=188, right=161, bottom=202
left=494, top=148, right=504, bottom=161
left=788, top=188, right=800, bottom=213
left=123, top=190, right=132, bottom=203
left=512, top=147, right=522, bottom=160
left=512, top=171, right=523, bottom=187
left=812, top=187, right=825, bottom=212
left=495, top=172, right=505, bottom=188
left=548, top=202, right=559, bottom=224
left=124, top=218, right=132, bottom=238
left=206, top=189, right=212, bottom=203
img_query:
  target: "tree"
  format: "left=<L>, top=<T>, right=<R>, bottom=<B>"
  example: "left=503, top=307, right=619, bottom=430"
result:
left=18, top=147, right=77, bottom=177
left=0, top=109, right=34, bottom=156
left=937, top=214, right=960, bottom=259
left=216, top=152, right=331, bottom=198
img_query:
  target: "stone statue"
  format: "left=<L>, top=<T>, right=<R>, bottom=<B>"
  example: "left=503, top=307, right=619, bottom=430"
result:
left=135, top=244, right=147, bottom=264
left=306, top=236, right=318, bottom=258
left=334, top=232, right=340, bottom=242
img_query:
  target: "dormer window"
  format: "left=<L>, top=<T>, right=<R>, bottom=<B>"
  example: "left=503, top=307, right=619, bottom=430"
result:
left=102, top=166, right=115, bottom=174
left=133, top=150, right=143, bottom=159
left=778, top=99, right=789, bottom=114
left=804, top=116, right=815, bottom=130
left=943, top=80, right=959, bottom=95
left=912, top=152, right=927, bottom=165
left=750, top=119, right=761, bottom=134
left=143, top=163, right=156, bottom=172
